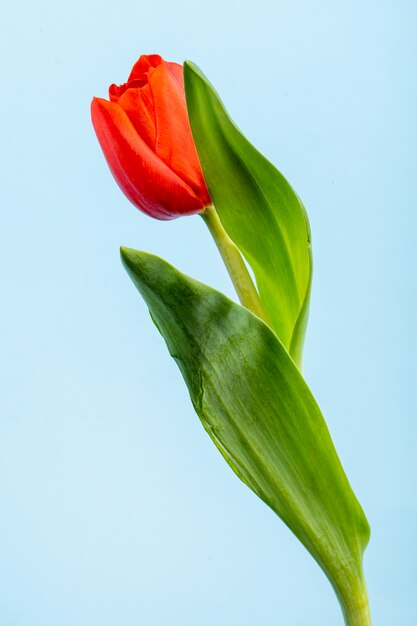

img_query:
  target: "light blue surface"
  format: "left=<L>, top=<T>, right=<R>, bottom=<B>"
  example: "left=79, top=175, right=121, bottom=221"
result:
left=1, top=1, right=416, bottom=624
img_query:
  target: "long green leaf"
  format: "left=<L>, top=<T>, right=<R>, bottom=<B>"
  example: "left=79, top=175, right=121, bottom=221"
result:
left=184, top=62, right=312, bottom=368
left=121, top=247, right=369, bottom=616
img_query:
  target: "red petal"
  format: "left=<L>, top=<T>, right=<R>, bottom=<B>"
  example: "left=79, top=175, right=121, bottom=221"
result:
left=148, top=62, right=211, bottom=205
left=110, top=81, right=157, bottom=149
left=128, top=54, right=163, bottom=81
left=91, top=97, right=205, bottom=220
left=108, top=79, right=146, bottom=101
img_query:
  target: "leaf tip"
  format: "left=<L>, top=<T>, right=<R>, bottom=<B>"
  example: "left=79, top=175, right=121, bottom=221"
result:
left=183, top=59, right=197, bottom=72
left=120, top=245, right=135, bottom=268
left=119, top=246, right=150, bottom=280
left=183, top=60, right=208, bottom=85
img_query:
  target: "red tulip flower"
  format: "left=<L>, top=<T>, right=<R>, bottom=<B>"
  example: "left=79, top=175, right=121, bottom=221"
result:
left=91, top=54, right=211, bottom=220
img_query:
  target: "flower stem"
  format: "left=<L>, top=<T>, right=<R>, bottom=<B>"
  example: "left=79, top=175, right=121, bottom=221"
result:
left=201, top=205, right=269, bottom=324
left=343, top=601, right=372, bottom=626
left=337, top=569, right=372, bottom=626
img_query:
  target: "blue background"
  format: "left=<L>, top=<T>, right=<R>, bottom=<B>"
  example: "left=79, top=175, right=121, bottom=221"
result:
left=1, top=0, right=416, bottom=624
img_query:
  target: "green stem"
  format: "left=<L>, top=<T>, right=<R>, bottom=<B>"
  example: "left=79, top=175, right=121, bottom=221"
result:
left=201, top=205, right=269, bottom=324
left=343, top=600, right=372, bottom=626
left=337, top=569, right=372, bottom=626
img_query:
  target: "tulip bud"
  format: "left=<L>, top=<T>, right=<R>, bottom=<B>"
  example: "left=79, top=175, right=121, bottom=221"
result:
left=91, top=54, right=211, bottom=220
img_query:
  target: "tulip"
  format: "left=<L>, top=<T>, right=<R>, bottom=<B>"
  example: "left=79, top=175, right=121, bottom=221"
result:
left=91, top=54, right=211, bottom=220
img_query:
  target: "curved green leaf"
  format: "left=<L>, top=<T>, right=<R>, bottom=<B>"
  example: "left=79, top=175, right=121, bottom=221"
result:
left=184, top=61, right=312, bottom=368
left=121, top=247, right=370, bottom=616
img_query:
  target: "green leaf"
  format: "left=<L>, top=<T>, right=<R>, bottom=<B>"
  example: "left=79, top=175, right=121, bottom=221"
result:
left=184, top=61, right=312, bottom=368
left=120, top=247, right=370, bottom=615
